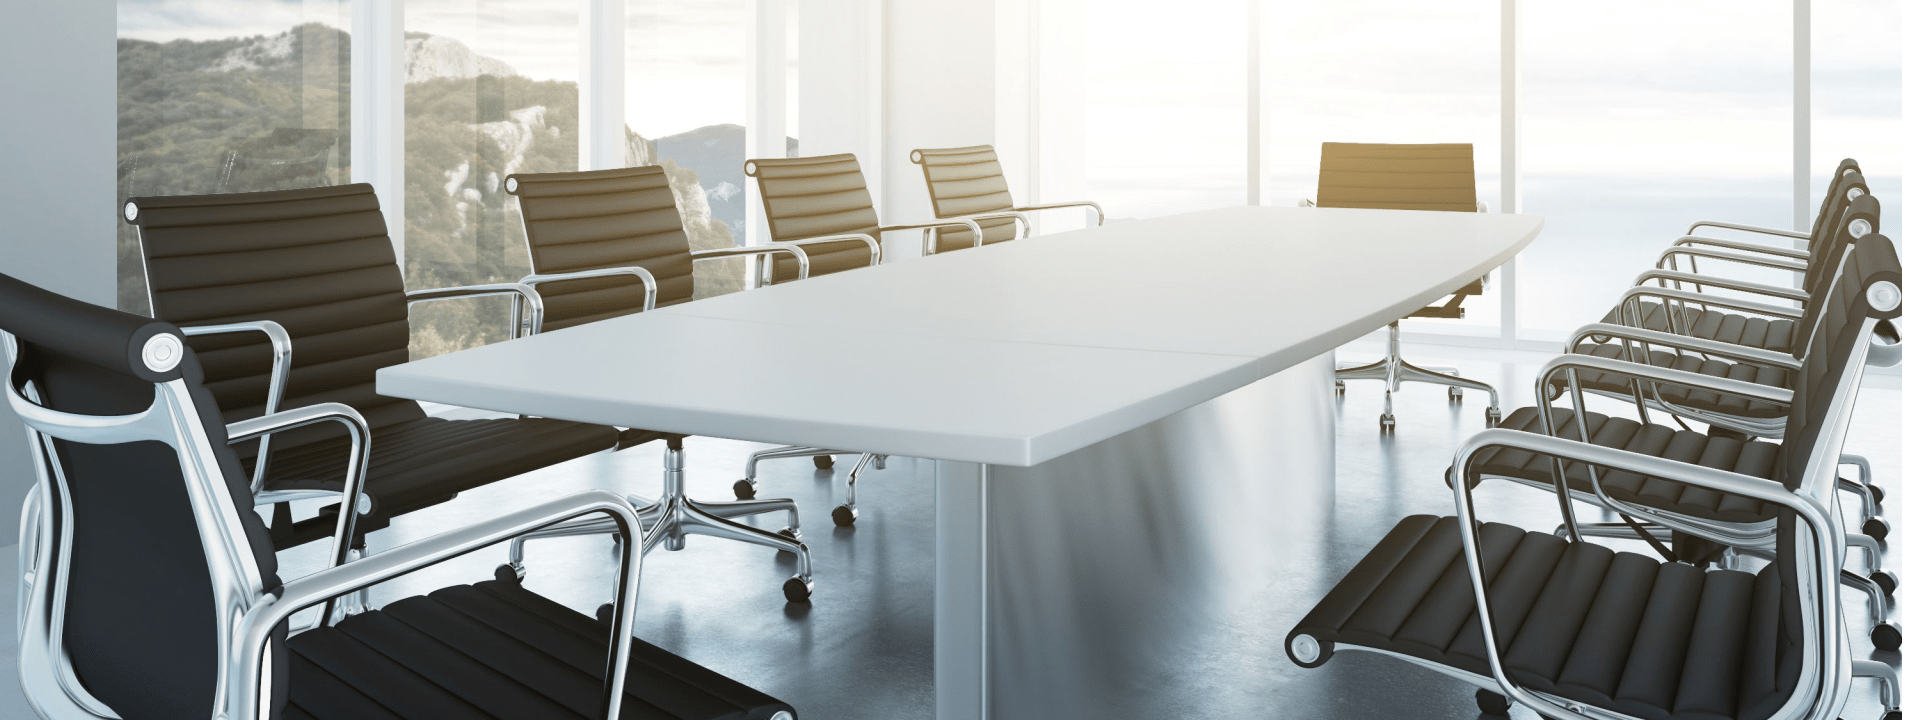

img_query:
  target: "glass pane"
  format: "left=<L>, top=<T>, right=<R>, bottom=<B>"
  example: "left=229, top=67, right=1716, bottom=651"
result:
left=1813, top=0, right=1901, bottom=248
left=117, top=1, right=352, bottom=314
left=405, top=0, right=581, bottom=358
left=1266, top=0, right=1502, bottom=335
left=627, top=0, right=751, bottom=297
left=1520, top=0, right=1793, bottom=335
left=1084, top=0, right=1247, bottom=221
left=786, top=0, right=801, bottom=157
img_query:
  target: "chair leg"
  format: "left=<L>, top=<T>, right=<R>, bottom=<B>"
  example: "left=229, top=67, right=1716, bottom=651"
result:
left=685, top=497, right=800, bottom=529
left=1854, top=658, right=1902, bottom=715
left=678, top=501, right=815, bottom=602
left=831, top=453, right=880, bottom=527
left=1335, top=321, right=1501, bottom=429
left=736, top=444, right=833, bottom=499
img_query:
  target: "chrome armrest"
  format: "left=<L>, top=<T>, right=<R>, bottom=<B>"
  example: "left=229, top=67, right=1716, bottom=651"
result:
left=879, top=219, right=985, bottom=255
left=1670, top=235, right=1811, bottom=260
left=183, top=320, right=292, bottom=492
left=943, top=210, right=1033, bottom=241
left=1685, top=219, right=1811, bottom=241
left=1656, top=246, right=1808, bottom=274
left=1297, top=198, right=1315, bottom=208
left=692, top=244, right=814, bottom=288
left=226, top=402, right=372, bottom=593
left=230, top=490, right=648, bottom=720
left=1565, top=322, right=1801, bottom=372
left=1617, top=286, right=1805, bottom=322
left=406, top=282, right=546, bottom=338
left=1634, top=270, right=1810, bottom=304
left=521, top=266, right=660, bottom=318
left=1448, top=429, right=1845, bottom=720
left=1013, top=200, right=1106, bottom=226
left=1536, top=353, right=1795, bottom=424
left=765, top=233, right=884, bottom=278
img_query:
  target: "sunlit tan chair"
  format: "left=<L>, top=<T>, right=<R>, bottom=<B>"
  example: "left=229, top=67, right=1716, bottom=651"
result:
left=910, top=144, right=1104, bottom=253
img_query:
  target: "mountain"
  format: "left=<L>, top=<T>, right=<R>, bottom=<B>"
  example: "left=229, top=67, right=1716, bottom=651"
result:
left=650, top=124, right=801, bottom=241
left=404, top=33, right=519, bottom=84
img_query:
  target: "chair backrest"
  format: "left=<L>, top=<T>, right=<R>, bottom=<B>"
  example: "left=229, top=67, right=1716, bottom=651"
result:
left=745, top=153, right=884, bottom=281
left=911, top=144, right=1022, bottom=252
left=126, top=184, right=424, bottom=448
left=0, top=273, right=284, bottom=720
left=1752, top=231, right=1900, bottom=714
left=1314, top=142, right=1478, bottom=212
left=505, top=166, right=696, bottom=331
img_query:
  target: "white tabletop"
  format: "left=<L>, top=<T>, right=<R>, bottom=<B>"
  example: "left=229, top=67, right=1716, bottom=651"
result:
left=378, top=206, right=1542, bottom=466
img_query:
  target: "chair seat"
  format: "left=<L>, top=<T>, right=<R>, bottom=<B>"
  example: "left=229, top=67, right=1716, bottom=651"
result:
left=259, top=417, right=619, bottom=548
left=1474, top=407, right=1779, bottom=525
left=1288, top=515, right=1795, bottom=720
left=286, top=580, right=795, bottom=720
left=1555, top=342, right=1794, bottom=421
left=1600, top=300, right=1796, bottom=354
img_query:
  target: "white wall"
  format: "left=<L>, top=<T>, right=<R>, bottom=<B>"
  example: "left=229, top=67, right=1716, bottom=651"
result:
left=881, top=1, right=999, bottom=259
left=0, top=0, right=119, bottom=545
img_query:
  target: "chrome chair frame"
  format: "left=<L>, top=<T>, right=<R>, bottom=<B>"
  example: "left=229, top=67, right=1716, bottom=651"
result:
left=5, top=328, right=658, bottom=720
left=907, top=146, right=1106, bottom=235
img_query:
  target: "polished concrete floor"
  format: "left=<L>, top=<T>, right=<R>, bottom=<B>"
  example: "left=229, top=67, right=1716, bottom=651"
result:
left=0, top=339, right=1902, bottom=719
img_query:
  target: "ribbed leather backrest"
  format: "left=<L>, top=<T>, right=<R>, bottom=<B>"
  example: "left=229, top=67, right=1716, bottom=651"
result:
left=506, top=166, right=695, bottom=331
left=1315, top=143, right=1478, bottom=212
left=1761, top=232, right=1899, bottom=704
left=912, top=145, right=1022, bottom=253
left=747, top=153, right=882, bottom=243
left=128, top=184, right=423, bottom=448
left=0, top=274, right=286, bottom=720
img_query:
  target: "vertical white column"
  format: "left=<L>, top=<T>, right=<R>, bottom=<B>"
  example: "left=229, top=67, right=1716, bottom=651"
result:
left=580, top=0, right=627, bottom=171
left=994, top=0, right=1033, bottom=203
left=1499, top=0, right=1521, bottom=343
left=1246, top=0, right=1266, bottom=207
left=746, top=0, right=789, bottom=247
left=1792, top=0, right=1811, bottom=233
left=798, top=0, right=882, bottom=191
left=352, top=0, right=406, bottom=267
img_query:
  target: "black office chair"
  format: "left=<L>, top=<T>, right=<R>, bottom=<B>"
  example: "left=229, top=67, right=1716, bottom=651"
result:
left=0, top=271, right=797, bottom=720
left=1287, top=225, right=1901, bottom=719
left=1479, top=229, right=1905, bottom=651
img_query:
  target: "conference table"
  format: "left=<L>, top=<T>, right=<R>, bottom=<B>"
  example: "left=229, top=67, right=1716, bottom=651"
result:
left=377, top=205, right=1543, bottom=720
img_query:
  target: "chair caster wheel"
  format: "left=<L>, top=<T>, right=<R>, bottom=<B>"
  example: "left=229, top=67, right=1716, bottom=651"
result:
left=1872, top=620, right=1902, bottom=651
left=1871, top=570, right=1899, bottom=596
left=733, top=479, right=758, bottom=500
left=1334, top=380, right=1346, bottom=396
left=1379, top=414, right=1395, bottom=432
left=595, top=602, right=615, bottom=625
left=783, top=575, right=814, bottom=603
left=1868, top=483, right=1886, bottom=504
left=1863, top=516, right=1890, bottom=541
left=1882, top=710, right=1902, bottom=720
left=814, top=455, right=835, bottom=470
left=494, top=563, right=524, bottom=583
left=1448, top=386, right=1464, bottom=402
left=1475, top=688, right=1512, bottom=716
left=832, top=504, right=859, bottom=527
left=1485, top=408, right=1502, bottom=427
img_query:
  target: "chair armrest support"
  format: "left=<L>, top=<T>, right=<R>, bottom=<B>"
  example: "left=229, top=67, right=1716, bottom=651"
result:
left=1670, top=235, right=1811, bottom=260
left=226, top=402, right=372, bottom=598
left=1449, top=428, right=1844, bottom=720
left=521, top=266, right=660, bottom=318
left=230, top=490, right=649, bottom=720
left=1565, top=323, right=1802, bottom=372
left=182, top=320, right=292, bottom=491
left=1013, top=200, right=1106, bottom=226
left=1657, top=246, right=1808, bottom=274
left=1617, top=286, right=1805, bottom=322
left=406, top=282, right=546, bottom=338
left=943, top=210, right=1033, bottom=240
left=879, top=219, right=985, bottom=255
left=1685, top=220, right=1811, bottom=240
left=692, top=244, right=819, bottom=287
left=1634, top=270, right=1810, bottom=304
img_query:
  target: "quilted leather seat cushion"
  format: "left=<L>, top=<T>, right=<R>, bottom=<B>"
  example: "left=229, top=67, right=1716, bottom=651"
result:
left=775, top=239, right=877, bottom=283
left=1556, top=342, right=1794, bottom=420
left=1472, top=408, right=1779, bottom=525
left=1289, top=516, right=1795, bottom=720
left=259, top=417, right=618, bottom=548
left=286, top=580, right=795, bottom=720
left=1600, top=301, right=1796, bottom=354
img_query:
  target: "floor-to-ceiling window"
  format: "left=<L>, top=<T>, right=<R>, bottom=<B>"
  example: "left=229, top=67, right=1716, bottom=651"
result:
left=1265, top=0, right=1503, bottom=336
left=115, top=0, right=352, bottom=314
left=403, top=0, right=581, bottom=358
left=1518, top=0, right=1794, bottom=337
left=627, top=0, right=753, bottom=297
left=1813, top=0, right=1902, bottom=248
left=1081, top=0, right=1247, bottom=221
